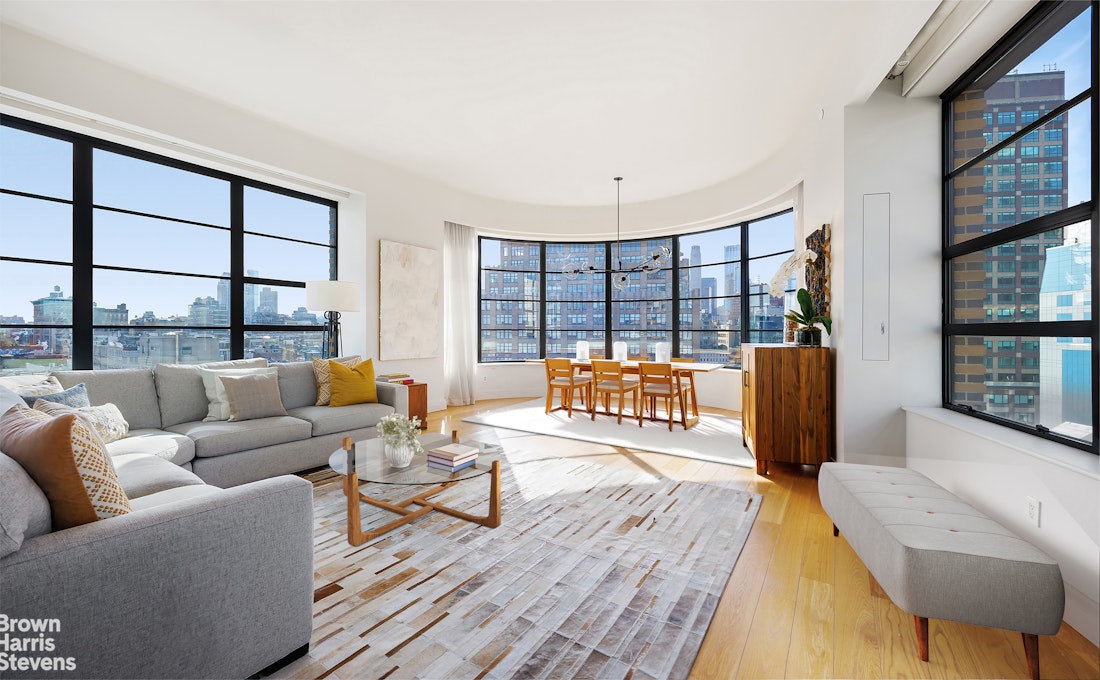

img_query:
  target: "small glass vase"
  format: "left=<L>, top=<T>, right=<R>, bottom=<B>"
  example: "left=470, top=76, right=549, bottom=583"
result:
left=384, top=441, right=415, bottom=468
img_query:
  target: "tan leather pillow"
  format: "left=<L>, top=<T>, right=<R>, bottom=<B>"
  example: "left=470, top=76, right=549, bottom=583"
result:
left=0, top=405, right=132, bottom=530
left=312, top=355, right=360, bottom=406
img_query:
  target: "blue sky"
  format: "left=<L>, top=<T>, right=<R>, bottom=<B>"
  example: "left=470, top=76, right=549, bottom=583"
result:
left=1, top=134, right=332, bottom=321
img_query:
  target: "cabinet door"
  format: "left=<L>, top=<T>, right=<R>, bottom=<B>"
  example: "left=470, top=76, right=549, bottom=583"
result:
left=765, top=347, right=803, bottom=464
left=798, top=349, right=833, bottom=465
left=742, top=346, right=756, bottom=455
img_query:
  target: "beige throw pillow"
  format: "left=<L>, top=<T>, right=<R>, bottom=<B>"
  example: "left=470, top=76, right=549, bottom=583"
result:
left=312, top=355, right=361, bottom=406
left=8, top=375, right=63, bottom=399
left=0, top=405, right=131, bottom=530
left=220, top=373, right=288, bottom=422
left=200, top=366, right=278, bottom=421
left=32, top=400, right=130, bottom=444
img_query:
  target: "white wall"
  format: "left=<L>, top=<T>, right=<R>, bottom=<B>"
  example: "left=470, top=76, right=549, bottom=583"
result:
left=835, top=78, right=943, bottom=466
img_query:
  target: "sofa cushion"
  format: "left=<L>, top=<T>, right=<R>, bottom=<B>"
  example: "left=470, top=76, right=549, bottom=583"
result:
left=277, top=361, right=318, bottom=410
left=329, top=359, right=378, bottom=406
left=0, top=405, right=132, bottom=530
left=0, top=451, right=52, bottom=557
left=112, top=453, right=207, bottom=499
left=166, top=416, right=312, bottom=458
left=106, top=428, right=196, bottom=466
left=199, top=366, right=279, bottom=421
left=127, top=484, right=225, bottom=512
left=222, top=373, right=288, bottom=422
left=22, top=382, right=89, bottom=408
left=54, top=368, right=162, bottom=430
left=155, top=358, right=268, bottom=428
left=287, top=402, right=396, bottom=437
left=312, top=355, right=360, bottom=406
left=33, top=400, right=129, bottom=444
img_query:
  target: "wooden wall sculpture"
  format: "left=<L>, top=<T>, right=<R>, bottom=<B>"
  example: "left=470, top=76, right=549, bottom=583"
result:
left=805, top=224, right=831, bottom=316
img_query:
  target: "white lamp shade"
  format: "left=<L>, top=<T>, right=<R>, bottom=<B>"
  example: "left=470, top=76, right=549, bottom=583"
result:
left=655, top=342, right=671, bottom=363
left=306, top=280, right=360, bottom=312
left=612, top=341, right=627, bottom=362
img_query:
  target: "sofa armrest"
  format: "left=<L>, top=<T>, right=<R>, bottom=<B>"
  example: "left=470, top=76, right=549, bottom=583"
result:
left=0, top=476, right=314, bottom=680
left=375, top=381, right=408, bottom=416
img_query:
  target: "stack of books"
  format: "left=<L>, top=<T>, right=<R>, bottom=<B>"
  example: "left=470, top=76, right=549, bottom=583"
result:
left=427, top=443, right=478, bottom=472
left=377, top=373, right=416, bottom=384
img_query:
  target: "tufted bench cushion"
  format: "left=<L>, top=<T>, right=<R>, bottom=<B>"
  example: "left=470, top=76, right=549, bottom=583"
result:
left=818, top=462, right=1064, bottom=680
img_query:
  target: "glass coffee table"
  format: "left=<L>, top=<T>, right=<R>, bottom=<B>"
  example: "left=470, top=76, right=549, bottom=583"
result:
left=328, top=432, right=503, bottom=546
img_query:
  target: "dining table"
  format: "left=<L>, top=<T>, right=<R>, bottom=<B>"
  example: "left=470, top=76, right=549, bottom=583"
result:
left=529, top=358, right=724, bottom=429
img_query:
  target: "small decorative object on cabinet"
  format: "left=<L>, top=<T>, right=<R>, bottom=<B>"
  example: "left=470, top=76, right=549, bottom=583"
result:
left=408, top=382, right=428, bottom=430
left=783, top=288, right=831, bottom=347
left=741, top=345, right=834, bottom=475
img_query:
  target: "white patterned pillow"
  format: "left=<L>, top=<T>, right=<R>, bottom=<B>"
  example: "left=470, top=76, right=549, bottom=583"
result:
left=0, top=405, right=131, bottom=530
left=33, top=400, right=130, bottom=444
left=8, top=375, right=63, bottom=399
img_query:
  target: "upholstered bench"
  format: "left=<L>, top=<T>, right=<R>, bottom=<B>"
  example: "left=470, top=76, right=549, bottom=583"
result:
left=818, top=462, right=1064, bottom=680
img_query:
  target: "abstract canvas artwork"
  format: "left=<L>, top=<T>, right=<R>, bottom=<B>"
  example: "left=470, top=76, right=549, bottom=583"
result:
left=379, top=240, right=441, bottom=360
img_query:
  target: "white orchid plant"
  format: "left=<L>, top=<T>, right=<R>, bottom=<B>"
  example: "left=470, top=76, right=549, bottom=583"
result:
left=768, top=249, right=818, bottom=300
left=377, top=413, right=423, bottom=452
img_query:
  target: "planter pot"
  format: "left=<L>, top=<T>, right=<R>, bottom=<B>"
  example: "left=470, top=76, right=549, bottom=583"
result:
left=384, top=441, right=416, bottom=468
left=796, top=328, right=822, bottom=347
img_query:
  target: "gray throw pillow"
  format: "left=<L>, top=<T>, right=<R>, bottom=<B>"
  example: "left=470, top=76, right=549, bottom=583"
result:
left=220, top=373, right=288, bottom=422
left=21, top=382, right=90, bottom=409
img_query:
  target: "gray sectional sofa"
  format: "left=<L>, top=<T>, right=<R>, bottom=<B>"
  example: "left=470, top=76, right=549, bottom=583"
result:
left=0, top=358, right=407, bottom=679
left=53, top=357, right=405, bottom=487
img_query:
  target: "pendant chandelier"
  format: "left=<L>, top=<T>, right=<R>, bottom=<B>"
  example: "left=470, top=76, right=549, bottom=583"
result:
left=561, top=177, right=671, bottom=290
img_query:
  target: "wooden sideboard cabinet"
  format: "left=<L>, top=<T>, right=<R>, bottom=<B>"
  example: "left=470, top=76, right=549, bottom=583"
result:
left=741, top=345, right=834, bottom=475
left=408, top=382, right=428, bottom=430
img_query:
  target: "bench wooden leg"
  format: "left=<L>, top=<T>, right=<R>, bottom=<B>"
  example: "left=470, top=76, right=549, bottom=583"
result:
left=1022, top=632, right=1039, bottom=680
left=914, top=616, right=929, bottom=662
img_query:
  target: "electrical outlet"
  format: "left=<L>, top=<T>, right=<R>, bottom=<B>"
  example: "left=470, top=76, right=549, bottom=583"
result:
left=1026, top=496, right=1041, bottom=528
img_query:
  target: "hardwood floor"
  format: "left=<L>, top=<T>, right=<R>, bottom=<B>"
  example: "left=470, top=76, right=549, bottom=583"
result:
left=299, top=397, right=1100, bottom=679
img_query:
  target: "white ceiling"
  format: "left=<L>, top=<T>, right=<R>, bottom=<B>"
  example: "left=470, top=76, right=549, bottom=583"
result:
left=1, top=0, right=942, bottom=206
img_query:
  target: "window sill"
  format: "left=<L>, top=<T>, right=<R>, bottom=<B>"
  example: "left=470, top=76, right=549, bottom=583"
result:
left=903, top=405, right=1099, bottom=480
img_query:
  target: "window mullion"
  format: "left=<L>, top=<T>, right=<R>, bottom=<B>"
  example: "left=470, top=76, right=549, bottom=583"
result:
left=71, top=138, right=93, bottom=370
left=230, top=182, right=244, bottom=359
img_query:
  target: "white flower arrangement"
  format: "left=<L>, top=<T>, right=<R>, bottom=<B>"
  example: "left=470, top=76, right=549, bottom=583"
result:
left=376, top=413, right=423, bottom=452
left=768, top=250, right=818, bottom=299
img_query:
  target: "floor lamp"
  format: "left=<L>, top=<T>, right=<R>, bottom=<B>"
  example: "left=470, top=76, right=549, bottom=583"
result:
left=306, top=280, right=361, bottom=358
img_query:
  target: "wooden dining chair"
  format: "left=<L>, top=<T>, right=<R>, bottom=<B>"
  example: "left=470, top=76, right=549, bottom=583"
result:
left=544, top=357, right=591, bottom=417
left=590, top=360, right=641, bottom=425
left=671, top=356, right=700, bottom=420
left=638, top=362, right=687, bottom=431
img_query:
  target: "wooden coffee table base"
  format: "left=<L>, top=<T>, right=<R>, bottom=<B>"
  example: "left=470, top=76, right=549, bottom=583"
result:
left=343, top=460, right=501, bottom=546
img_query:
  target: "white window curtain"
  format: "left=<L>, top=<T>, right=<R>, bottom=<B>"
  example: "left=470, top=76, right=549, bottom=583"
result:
left=443, top=221, right=477, bottom=405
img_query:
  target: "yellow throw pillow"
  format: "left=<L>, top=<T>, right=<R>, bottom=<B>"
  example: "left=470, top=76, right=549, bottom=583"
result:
left=0, top=405, right=132, bottom=530
left=312, top=355, right=361, bottom=406
left=328, top=359, right=377, bottom=407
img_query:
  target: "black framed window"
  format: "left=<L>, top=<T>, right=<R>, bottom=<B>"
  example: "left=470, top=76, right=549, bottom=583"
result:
left=942, top=1, right=1097, bottom=453
left=477, top=209, right=795, bottom=368
left=0, top=116, right=337, bottom=372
